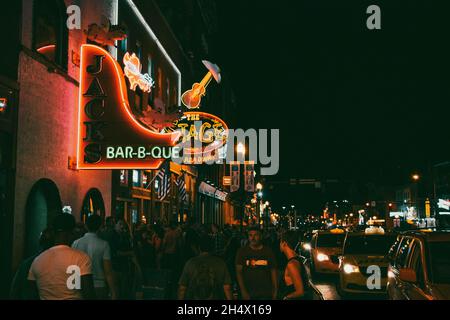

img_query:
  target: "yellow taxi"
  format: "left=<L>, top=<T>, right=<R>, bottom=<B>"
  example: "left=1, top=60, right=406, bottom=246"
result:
left=338, top=227, right=396, bottom=297
left=310, top=229, right=345, bottom=275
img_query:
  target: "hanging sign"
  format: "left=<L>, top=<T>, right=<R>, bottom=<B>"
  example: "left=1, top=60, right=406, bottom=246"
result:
left=244, top=161, right=255, bottom=192
left=230, top=162, right=240, bottom=192
left=171, top=111, right=228, bottom=164
left=77, top=44, right=180, bottom=169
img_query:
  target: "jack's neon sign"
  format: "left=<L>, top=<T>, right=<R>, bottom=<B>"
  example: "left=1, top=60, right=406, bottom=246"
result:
left=77, top=44, right=179, bottom=169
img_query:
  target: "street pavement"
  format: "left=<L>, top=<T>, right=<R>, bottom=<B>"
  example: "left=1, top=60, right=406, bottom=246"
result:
left=312, top=275, right=341, bottom=300
left=312, top=274, right=387, bottom=300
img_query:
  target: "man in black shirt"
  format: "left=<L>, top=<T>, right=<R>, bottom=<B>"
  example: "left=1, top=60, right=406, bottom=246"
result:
left=235, top=227, right=278, bottom=300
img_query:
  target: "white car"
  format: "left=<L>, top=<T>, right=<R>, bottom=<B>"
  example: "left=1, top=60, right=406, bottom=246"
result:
left=338, top=229, right=396, bottom=297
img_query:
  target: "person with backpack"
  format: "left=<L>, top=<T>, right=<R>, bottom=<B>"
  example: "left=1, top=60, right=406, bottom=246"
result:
left=279, top=231, right=313, bottom=300
left=177, top=235, right=233, bottom=300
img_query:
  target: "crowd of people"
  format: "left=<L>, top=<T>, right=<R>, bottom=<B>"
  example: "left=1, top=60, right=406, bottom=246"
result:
left=9, top=212, right=313, bottom=300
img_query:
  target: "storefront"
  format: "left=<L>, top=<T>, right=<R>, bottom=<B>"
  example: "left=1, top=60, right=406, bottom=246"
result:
left=197, top=181, right=228, bottom=225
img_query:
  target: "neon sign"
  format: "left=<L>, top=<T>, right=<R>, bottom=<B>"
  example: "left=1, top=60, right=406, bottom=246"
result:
left=77, top=44, right=180, bottom=170
left=181, top=60, right=221, bottom=109
left=123, top=52, right=154, bottom=93
left=0, top=98, right=6, bottom=113
left=172, top=111, right=228, bottom=164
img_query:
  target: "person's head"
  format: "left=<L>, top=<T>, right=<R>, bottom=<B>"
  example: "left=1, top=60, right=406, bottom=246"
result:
left=73, top=222, right=87, bottom=239
left=141, top=230, right=151, bottom=240
left=169, top=222, right=177, bottom=230
left=247, top=227, right=262, bottom=247
left=52, top=213, right=76, bottom=245
left=105, top=216, right=115, bottom=228
left=115, top=219, right=129, bottom=234
left=86, top=214, right=102, bottom=233
left=152, top=224, right=164, bottom=239
left=211, top=223, right=219, bottom=234
left=197, top=234, right=213, bottom=253
left=280, top=231, right=299, bottom=254
left=39, top=227, right=54, bottom=251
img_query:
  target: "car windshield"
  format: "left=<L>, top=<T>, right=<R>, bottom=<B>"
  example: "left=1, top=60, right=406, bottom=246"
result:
left=429, top=242, right=450, bottom=284
left=344, top=235, right=394, bottom=255
left=317, top=234, right=345, bottom=248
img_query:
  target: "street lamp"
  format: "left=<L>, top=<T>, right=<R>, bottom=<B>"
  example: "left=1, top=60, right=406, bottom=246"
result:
left=237, top=142, right=246, bottom=159
left=290, top=205, right=297, bottom=230
left=264, top=201, right=271, bottom=229
left=255, top=183, right=263, bottom=227
left=234, top=143, right=246, bottom=231
left=411, top=173, right=420, bottom=218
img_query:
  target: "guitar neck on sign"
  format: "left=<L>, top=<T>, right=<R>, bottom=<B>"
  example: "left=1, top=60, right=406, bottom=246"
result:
left=181, top=60, right=221, bottom=109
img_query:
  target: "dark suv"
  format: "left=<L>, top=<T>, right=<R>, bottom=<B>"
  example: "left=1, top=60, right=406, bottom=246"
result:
left=387, top=231, right=450, bottom=300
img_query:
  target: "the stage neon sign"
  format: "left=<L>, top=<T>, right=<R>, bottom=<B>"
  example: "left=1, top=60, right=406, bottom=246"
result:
left=172, top=111, right=228, bottom=164
left=77, top=44, right=180, bottom=170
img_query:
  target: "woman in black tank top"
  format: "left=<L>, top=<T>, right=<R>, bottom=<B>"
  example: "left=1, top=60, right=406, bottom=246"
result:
left=279, top=231, right=312, bottom=300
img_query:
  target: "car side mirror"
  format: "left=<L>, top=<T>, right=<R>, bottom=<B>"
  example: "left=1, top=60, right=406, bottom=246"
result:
left=399, top=268, right=417, bottom=283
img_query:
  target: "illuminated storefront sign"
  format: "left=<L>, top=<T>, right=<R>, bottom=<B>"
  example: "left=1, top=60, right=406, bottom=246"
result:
left=77, top=44, right=180, bottom=169
left=0, top=98, right=7, bottom=113
left=438, top=199, right=450, bottom=215
left=199, top=182, right=227, bottom=201
left=172, top=111, right=228, bottom=164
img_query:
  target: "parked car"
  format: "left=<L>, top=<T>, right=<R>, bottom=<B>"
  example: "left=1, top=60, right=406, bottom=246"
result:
left=338, top=227, right=396, bottom=297
left=310, top=229, right=345, bottom=275
left=387, top=230, right=450, bottom=300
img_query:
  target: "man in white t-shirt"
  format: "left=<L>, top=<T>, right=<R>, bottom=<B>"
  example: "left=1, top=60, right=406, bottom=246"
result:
left=28, top=213, right=95, bottom=300
left=72, top=214, right=117, bottom=299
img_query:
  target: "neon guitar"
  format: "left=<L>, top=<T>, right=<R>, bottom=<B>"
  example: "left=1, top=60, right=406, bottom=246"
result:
left=181, top=60, right=221, bottom=109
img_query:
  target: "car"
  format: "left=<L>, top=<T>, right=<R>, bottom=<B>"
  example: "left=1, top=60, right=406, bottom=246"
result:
left=338, top=227, right=396, bottom=297
left=310, top=229, right=345, bottom=275
left=387, top=230, right=450, bottom=300
left=298, top=231, right=314, bottom=258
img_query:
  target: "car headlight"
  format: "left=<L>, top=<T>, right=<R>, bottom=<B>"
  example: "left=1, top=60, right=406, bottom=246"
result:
left=317, top=253, right=329, bottom=262
left=343, top=263, right=359, bottom=274
left=303, top=243, right=311, bottom=251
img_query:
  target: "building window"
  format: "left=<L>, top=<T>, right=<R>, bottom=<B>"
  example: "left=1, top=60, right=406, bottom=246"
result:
left=81, top=189, right=105, bottom=223
left=33, top=0, right=68, bottom=69
left=132, top=170, right=141, bottom=187
left=142, top=171, right=151, bottom=188
left=135, top=41, right=142, bottom=60
left=166, top=78, right=170, bottom=109
left=117, top=31, right=128, bottom=64
left=147, top=55, right=154, bottom=106
left=134, top=88, right=143, bottom=111
left=120, top=170, right=128, bottom=186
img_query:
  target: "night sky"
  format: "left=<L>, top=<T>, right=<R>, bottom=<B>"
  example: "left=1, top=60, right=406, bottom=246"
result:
left=214, top=0, right=450, bottom=190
